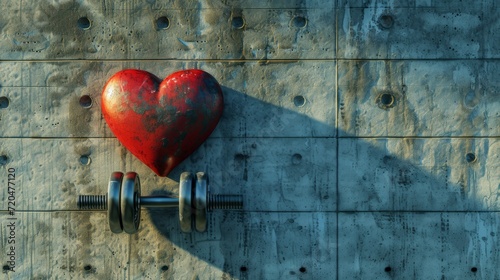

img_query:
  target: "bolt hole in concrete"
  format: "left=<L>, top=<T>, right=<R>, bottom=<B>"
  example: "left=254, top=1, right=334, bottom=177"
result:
left=292, top=16, right=307, bottom=28
left=299, top=267, right=307, bottom=273
left=466, top=153, right=477, bottom=163
left=231, top=16, right=245, bottom=29
left=83, top=265, right=92, bottom=271
left=79, top=95, right=92, bottom=108
left=471, top=267, right=478, bottom=272
left=79, top=155, right=91, bottom=165
left=377, top=92, right=395, bottom=109
left=292, top=153, right=302, bottom=164
left=0, top=96, right=9, bottom=108
left=378, top=14, right=394, bottom=29
left=0, top=155, right=8, bottom=165
left=77, top=17, right=91, bottom=30
left=161, top=265, right=169, bottom=271
left=156, top=16, right=170, bottom=30
left=240, top=266, right=247, bottom=272
left=384, top=266, right=392, bottom=272
left=2, top=265, right=10, bottom=271
left=293, top=95, right=306, bottom=107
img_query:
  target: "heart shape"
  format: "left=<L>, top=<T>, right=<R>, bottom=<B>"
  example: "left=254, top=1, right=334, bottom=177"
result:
left=102, top=69, right=224, bottom=176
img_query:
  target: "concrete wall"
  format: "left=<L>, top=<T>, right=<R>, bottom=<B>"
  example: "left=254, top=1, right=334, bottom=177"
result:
left=0, top=0, right=499, bottom=279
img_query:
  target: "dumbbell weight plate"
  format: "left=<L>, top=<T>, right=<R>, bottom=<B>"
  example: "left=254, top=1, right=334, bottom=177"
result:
left=121, top=172, right=141, bottom=234
left=179, top=172, right=193, bottom=233
left=108, top=172, right=124, bottom=233
left=194, top=172, right=208, bottom=232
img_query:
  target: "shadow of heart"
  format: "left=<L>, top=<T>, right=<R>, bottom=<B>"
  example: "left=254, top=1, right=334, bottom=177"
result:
left=145, top=85, right=498, bottom=279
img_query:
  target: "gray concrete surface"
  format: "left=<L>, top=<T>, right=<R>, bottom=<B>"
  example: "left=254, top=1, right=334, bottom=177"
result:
left=0, top=0, right=499, bottom=279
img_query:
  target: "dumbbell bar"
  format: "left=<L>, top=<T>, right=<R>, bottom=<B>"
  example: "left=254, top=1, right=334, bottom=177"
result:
left=77, top=171, right=243, bottom=234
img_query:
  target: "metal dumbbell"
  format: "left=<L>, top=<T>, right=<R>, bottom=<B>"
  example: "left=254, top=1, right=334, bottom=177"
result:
left=77, top=171, right=243, bottom=234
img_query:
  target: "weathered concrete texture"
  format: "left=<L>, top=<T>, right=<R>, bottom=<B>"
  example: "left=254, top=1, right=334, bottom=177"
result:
left=0, top=211, right=128, bottom=280
left=338, top=212, right=500, bottom=280
left=191, top=137, right=337, bottom=211
left=0, top=0, right=335, bottom=12
left=338, top=60, right=500, bottom=137
left=1, top=1, right=498, bottom=60
left=338, top=138, right=500, bottom=211
left=0, top=138, right=107, bottom=211
left=0, top=0, right=499, bottom=279
left=1, top=211, right=336, bottom=280
left=338, top=0, right=499, bottom=59
left=141, top=211, right=336, bottom=279
left=0, top=137, right=336, bottom=212
left=0, top=61, right=336, bottom=138
left=205, top=61, right=337, bottom=137
left=0, top=1, right=335, bottom=60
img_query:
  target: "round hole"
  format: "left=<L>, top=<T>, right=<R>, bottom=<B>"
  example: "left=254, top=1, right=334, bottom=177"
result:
left=3, top=265, right=10, bottom=271
left=466, top=153, right=477, bottom=163
left=292, top=16, right=307, bottom=28
left=471, top=267, right=478, bottom=273
left=0, top=96, right=9, bottom=109
left=79, top=155, right=91, bottom=165
left=380, top=93, right=394, bottom=106
left=292, top=153, right=302, bottom=165
left=156, top=16, right=170, bottom=30
left=231, top=16, right=245, bottom=29
left=79, top=95, right=92, bottom=108
left=299, top=267, right=307, bottom=273
left=84, top=265, right=92, bottom=271
left=161, top=265, right=169, bottom=271
left=378, top=14, right=394, bottom=29
left=377, top=92, right=396, bottom=109
left=240, top=266, right=247, bottom=272
left=384, top=266, right=392, bottom=272
left=0, top=155, right=8, bottom=165
left=293, top=95, right=306, bottom=107
left=77, top=17, right=91, bottom=30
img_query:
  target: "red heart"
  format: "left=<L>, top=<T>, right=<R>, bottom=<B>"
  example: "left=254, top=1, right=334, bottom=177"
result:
left=102, top=69, right=223, bottom=176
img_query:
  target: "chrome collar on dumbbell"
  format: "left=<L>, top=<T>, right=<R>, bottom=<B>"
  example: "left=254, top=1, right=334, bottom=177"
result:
left=77, top=171, right=243, bottom=234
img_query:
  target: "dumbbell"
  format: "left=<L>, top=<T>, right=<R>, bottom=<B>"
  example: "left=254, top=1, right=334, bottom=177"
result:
left=77, top=171, right=243, bottom=234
